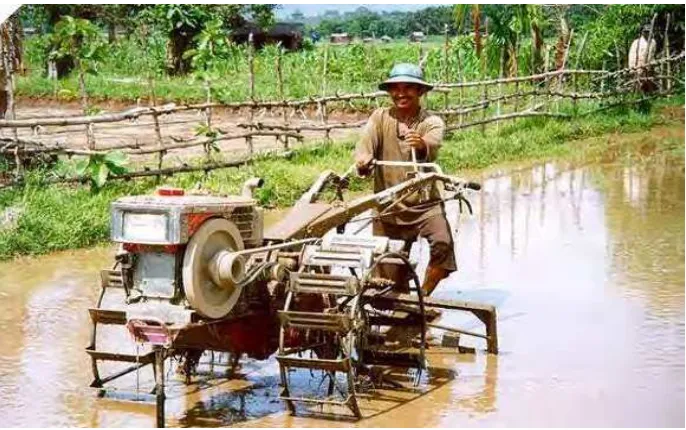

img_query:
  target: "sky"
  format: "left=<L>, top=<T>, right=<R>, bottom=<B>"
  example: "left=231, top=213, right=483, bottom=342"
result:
left=276, top=4, right=440, bottom=19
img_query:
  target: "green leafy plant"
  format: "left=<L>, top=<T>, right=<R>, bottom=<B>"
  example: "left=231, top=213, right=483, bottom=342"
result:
left=184, top=18, right=232, bottom=78
left=138, top=4, right=276, bottom=75
left=48, top=15, right=107, bottom=76
left=194, top=124, right=220, bottom=153
left=55, top=151, right=128, bottom=190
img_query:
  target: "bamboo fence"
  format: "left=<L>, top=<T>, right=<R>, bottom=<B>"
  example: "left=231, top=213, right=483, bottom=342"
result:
left=0, top=28, right=684, bottom=189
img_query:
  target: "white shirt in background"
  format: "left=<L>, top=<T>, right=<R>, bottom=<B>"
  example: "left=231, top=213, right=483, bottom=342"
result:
left=628, top=36, right=657, bottom=68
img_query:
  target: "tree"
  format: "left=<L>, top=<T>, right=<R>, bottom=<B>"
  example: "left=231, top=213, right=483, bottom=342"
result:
left=550, top=5, right=572, bottom=70
left=290, top=10, right=305, bottom=23
left=98, top=5, right=138, bottom=43
left=480, top=5, right=545, bottom=76
left=49, top=15, right=106, bottom=149
left=17, top=5, right=100, bottom=77
left=408, top=6, right=453, bottom=35
left=527, top=5, right=546, bottom=74
left=1, top=12, right=23, bottom=119
left=139, top=4, right=276, bottom=75
left=49, top=16, right=106, bottom=79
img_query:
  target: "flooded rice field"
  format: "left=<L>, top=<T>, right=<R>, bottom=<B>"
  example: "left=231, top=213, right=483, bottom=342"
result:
left=0, top=159, right=683, bottom=427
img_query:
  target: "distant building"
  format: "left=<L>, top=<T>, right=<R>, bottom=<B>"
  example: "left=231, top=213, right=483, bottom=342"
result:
left=231, top=22, right=304, bottom=51
left=380, top=35, right=392, bottom=43
left=330, top=33, right=351, bottom=44
left=409, top=31, right=426, bottom=42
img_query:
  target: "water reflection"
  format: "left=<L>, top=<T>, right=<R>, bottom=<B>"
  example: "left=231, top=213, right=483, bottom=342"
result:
left=445, top=159, right=684, bottom=426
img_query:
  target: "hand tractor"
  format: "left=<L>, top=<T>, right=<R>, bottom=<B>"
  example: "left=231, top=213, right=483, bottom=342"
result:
left=86, top=160, right=498, bottom=427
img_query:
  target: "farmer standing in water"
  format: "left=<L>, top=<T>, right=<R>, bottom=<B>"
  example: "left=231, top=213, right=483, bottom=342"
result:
left=355, top=63, right=456, bottom=297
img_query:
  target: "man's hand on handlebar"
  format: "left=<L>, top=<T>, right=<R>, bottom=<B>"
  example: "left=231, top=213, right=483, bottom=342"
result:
left=356, top=159, right=374, bottom=177
left=404, top=131, right=427, bottom=155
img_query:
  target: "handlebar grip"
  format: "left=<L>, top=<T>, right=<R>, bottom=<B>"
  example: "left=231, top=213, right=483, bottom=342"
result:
left=466, top=182, right=481, bottom=191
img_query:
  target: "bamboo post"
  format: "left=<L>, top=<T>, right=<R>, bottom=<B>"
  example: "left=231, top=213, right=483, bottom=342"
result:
left=148, top=75, right=165, bottom=180
left=600, top=60, right=607, bottom=95
left=276, top=44, right=289, bottom=149
left=442, top=24, right=449, bottom=111
left=480, top=18, right=489, bottom=134
left=664, top=14, right=671, bottom=91
left=76, top=58, right=95, bottom=150
left=557, top=29, right=574, bottom=113
left=643, top=14, right=657, bottom=67
left=544, top=45, right=551, bottom=109
left=572, top=32, right=588, bottom=114
left=366, top=37, right=374, bottom=84
left=457, top=42, right=464, bottom=126
left=321, top=44, right=330, bottom=141
left=246, top=32, right=255, bottom=156
left=513, top=38, right=520, bottom=118
left=496, top=46, right=505, bottom=132
left=203, top=78, right=213, bottom=162
left=480, top=81, right=488, bottom=135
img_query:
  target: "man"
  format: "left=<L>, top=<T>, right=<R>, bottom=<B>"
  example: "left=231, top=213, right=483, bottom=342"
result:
left=355, top=63, right=456, bottom=297
left=628, top=24, right=657, bottom=93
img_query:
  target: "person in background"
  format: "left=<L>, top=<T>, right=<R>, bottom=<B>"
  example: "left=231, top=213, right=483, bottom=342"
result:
left=628, top=24, right=657, bottom=93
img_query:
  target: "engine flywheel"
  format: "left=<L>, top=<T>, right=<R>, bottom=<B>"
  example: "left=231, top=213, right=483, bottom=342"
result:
left=182, top=218, right=245, bottom=319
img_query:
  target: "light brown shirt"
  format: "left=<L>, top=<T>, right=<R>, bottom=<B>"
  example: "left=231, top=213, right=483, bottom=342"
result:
left=355, top=107, right=446, bottom=225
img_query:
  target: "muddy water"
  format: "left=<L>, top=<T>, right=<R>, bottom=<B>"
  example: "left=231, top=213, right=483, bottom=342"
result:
left=0, top=160, right=683, bottom=427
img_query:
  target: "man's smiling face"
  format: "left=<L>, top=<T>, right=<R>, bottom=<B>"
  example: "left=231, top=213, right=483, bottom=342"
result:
left=387, top=82, right=425, bottom=110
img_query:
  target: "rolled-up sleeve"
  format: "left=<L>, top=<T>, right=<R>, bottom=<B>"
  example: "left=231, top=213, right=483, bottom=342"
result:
left=355, top=108, right=383, bottom=166
left=421, top=115, right=445, bottom=162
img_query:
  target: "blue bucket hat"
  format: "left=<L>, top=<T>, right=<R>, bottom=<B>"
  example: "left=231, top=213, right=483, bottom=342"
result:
left=379, top=63, right=433, bottom=92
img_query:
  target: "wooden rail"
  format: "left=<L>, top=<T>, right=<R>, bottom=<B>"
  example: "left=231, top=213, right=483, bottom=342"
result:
left=0, top=14, right=682, bottom=189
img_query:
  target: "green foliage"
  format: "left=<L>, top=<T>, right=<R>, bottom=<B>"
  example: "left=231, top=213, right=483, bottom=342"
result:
left=582, top=4, right=684, bottom=69
left=49, top=15, right=106, bottom=75
left=137, top=4, right=277, bottom=75
left=53, top=151, right=128, bottom=190
left=184, top=18, right=232, bottom=79
left=312, top=6, right=454, bottom=39
left=15, top=4, right=685, bottom=103
left=23, top=32, right=51, bottom=70
left=479, top=5, right=545, bottom=76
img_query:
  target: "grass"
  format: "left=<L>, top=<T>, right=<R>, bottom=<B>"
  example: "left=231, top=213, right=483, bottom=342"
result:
left=17, top=35, right=442, bottom=104
left=0, top=96, right=683, bottom=260
left=438, top=96, right=685, bottom=172
left=15, top=33, right=564, bottom=106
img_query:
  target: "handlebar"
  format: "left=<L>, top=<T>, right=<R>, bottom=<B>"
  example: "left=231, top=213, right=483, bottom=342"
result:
left=465, top=182, right=481, bottom=191
left=342, top=160, right=482, bottom=192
